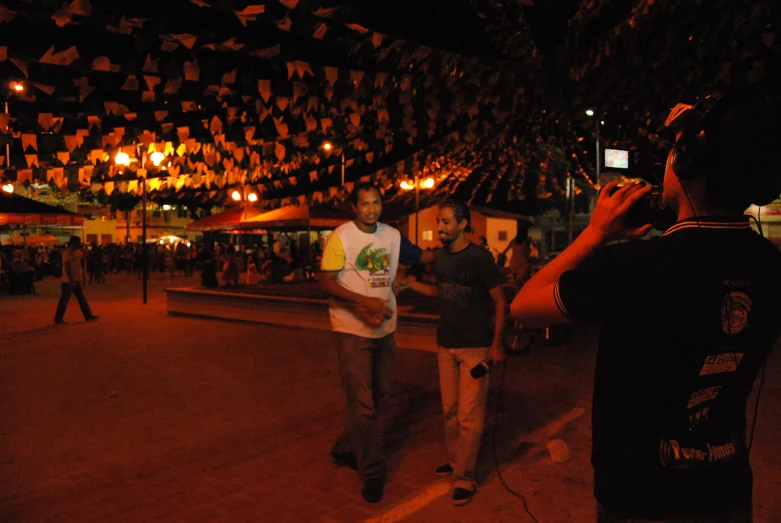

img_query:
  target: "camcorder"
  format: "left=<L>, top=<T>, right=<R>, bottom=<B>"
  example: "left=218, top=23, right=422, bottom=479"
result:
left=604, top=184, right=677, bottom=230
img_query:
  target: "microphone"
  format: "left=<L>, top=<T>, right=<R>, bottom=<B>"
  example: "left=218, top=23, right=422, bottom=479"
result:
left=470, top=361, right=493, bottom=379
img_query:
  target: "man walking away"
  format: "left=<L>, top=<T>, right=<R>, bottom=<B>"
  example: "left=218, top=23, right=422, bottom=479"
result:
left=54, top=236, right=99, bottom=324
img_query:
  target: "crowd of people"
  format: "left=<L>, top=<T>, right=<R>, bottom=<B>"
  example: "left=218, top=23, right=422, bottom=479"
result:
left=195, top=237, right=322, bottom=288
left=0, top=241, right=198, bottom=294
left=0, top=231, right=329, bottom=296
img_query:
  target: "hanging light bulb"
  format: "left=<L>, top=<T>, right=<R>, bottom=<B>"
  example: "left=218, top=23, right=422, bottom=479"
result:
left=150, top=151, right=166, bottom=166
left=400, top=180, right=415, bottom=191
left=322, top=141, right=333, bottom=151
left=231, top=190, right=242, bottom=201
left=421, top=177, right=435, bottom=189
left=115, top=151, right=131, bottom=166
left=10, top=81, right=24, bottom=92
left=2, top=183, right=14, bottom=194
left=247, top=192, right=258, bottom=202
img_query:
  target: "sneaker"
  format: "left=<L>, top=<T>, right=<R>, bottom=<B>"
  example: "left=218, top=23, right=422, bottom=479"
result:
left=85, top=316, right=99, bottom=322
left=361, top=477, right=385, bottom=503
left=435, top=463, right=454, bottom=476
left=452, top=487, right=475, bottom=506
left=330, top=451, right=358, bottom=470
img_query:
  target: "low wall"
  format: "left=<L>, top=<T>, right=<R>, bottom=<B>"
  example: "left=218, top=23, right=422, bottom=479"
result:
left=165, top=287, right=439, bottom=351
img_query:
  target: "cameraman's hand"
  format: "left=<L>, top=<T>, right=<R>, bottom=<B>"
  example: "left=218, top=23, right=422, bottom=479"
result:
left=588, top=182, right=654, bottom=243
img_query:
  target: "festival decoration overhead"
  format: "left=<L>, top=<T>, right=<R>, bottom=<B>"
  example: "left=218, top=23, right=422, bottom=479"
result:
left=0, top=0, right=777, bottom=216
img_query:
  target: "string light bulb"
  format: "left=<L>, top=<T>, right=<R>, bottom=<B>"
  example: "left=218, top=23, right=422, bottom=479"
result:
left=231, top=190, right=242, bottom=201
left=2, top=183, right=13, bottom=194
left=400, top=180, right=415, bottom=191
left=247, top=192, right=258, bottom=203
left=420, top=177, right=435, bottom=189
left=150, top=151, right=165, bottom=166
left=114, top=151, right=131, bottom=166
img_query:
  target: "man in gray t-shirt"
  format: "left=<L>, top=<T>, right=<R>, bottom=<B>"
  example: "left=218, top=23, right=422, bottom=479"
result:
left=397, top=199, right=505, bottom=506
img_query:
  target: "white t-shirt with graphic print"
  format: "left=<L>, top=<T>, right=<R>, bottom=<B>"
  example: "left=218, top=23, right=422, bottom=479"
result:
left=320, top=221, right=401, bottom=339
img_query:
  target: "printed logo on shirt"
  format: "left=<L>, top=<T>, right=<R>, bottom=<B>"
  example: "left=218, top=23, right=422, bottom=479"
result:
left=699, top=353, right=743, bottom=376
left=356, top=243, right=392, bottom=290
left=687, top=386, right=722, bottom=409
left=658, top=434, right=740, bottom=469
left=720, top=292, right=752, bottom=335
left=355, top=243, right=391, bottom=275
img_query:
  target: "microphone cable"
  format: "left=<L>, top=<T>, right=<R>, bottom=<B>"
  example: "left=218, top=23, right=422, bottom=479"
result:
left=490, top=352, right=540, bottom=523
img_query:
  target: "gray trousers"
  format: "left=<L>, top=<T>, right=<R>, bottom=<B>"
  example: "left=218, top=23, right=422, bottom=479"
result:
left=54, top=282, right=93, bottom=322
left=330, top=332, right=396, bottom=481
left=438, top=347, right=490, bottom=490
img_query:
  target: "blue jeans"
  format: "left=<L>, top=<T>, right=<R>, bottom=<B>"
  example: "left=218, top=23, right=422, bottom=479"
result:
left=331, top=332, right=396, bottom=481
left=438, top=347, right=490, bottom=490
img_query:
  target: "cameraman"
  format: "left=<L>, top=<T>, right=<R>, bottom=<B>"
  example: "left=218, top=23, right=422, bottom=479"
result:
left=511, top=92, right=781, bottom=522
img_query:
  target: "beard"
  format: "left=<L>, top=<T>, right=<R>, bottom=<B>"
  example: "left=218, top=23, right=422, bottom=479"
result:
left=439, top=234, right=453, bottom=245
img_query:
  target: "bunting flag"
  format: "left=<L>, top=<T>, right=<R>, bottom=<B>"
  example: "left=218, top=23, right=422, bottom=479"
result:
left=0, top=0, right=777, bottom=217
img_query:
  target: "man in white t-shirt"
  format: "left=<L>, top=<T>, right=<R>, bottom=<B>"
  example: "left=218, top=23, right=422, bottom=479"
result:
left=319, top=182, right=401, bottom=503
left=54, top=236, right=98, bottom=324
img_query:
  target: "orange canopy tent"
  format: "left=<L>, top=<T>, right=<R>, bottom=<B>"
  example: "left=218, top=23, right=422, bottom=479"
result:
left=185, top=205, right=264, bottom=232
left=236, top=204, right=353, bottom=231
left=0, top=191, right=83, bottom=227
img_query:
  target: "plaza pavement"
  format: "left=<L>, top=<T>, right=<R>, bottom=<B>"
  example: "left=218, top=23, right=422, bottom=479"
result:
left=0, top=274, right=778, bottom=522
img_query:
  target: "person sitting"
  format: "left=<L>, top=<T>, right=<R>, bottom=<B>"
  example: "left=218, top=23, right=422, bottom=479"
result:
left=222, top=245, right=239, bottom=287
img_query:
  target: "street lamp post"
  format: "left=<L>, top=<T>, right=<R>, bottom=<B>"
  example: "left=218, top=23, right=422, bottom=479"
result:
left=3, top=82, right=23, bottom=170
left=585, top=109, right=602, bottom=181
left=322, top=141, right=345, bottom=186
left=581, top=109, right=605, bottom=244
left=116, top=147, right=167, bottom=304
left=230, top=186, right=258, bottom=248
left=4, top=82, right=25, bottom=257
left=400, top=175, right=436, bottom=246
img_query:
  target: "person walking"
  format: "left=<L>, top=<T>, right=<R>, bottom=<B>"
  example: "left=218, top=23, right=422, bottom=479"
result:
left=54, top=236, right=99, bottom=324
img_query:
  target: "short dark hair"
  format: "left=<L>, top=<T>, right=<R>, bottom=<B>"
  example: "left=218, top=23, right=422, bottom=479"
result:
left=350, top=182, right=382, bottom=205
left=440, top=198, right=474, bottom=233
left=701, top=94, right=781, bottom=212
left=68, top=236, right=81, bottom=246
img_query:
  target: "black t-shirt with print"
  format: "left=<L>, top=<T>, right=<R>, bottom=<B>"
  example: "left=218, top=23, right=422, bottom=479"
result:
left=434, top=243, right=505, bottom=348
left=556, top=217, right=781, bottom=518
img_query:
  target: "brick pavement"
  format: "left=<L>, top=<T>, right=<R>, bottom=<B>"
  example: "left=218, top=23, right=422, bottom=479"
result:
left=0, top=274, right=779, bottom=522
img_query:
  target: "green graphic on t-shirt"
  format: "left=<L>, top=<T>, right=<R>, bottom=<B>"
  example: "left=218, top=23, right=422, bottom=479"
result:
left=355, top=243, right=391, bottom=275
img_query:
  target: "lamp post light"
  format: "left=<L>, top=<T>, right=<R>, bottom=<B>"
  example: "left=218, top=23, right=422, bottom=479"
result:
left=114, top=151, right=133, bottom=245
left=2, top=81, right=24, bottom=257
left=230, top=185, right=259, bottom=248
left=400, top=174, right=436, bottom=246
left=582, top=109, right=606, bottom=245
left=115, top=146, right=166, bottom=304
left=322, top=141, right=346, bottom=186
left=3, top=81, right=24, bottom=170
left=585, top=109, right=603, bottom=182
